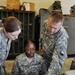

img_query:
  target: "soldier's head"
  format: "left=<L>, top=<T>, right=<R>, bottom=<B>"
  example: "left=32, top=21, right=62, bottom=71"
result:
left=24, top=39, right=36, bottom=58
left=47, top=12, right=64, bottom=34
left=2, top=16, right=22, bottom=40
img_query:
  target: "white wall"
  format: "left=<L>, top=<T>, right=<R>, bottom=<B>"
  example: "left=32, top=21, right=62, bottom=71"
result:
left=0, top=0, right=75, bottom=15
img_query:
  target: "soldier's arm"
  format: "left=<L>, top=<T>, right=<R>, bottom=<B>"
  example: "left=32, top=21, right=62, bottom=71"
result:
left=12, top=59, right=20, bottom=75
left=46, top=37, right=68, bottom=75
left=39, top=58, right=47, bottom=75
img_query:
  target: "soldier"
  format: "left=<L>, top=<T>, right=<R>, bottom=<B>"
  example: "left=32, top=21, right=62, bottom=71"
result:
left=12, top=39, right=47, bottom=75
left=0, top=16, right=22, bottom=75
left=39, top=12, right=69, bottom=75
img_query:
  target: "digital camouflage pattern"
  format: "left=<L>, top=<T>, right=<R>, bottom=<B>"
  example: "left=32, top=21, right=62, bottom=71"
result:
left=0, top=28, right=11, bottom=66
left=12, top=53, right=47, bottom=75
left=39, top=20, right=69, bottom=75
left=0, top=28, right=11, bottom=75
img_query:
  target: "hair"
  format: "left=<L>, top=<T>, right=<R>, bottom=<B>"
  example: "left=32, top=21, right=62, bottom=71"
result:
left=2, top=16, right=22, bottom=32
left=48, top=12, right=64, bottom=23
left=24, top=39, right=36, bottom=49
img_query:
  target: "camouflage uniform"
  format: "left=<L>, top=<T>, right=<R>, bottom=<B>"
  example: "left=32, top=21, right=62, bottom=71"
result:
left=0, top=28, right=11, bottom=75
left=39, top=20, right=69, bottom=75
left=12, top=53, right=47, bottom=75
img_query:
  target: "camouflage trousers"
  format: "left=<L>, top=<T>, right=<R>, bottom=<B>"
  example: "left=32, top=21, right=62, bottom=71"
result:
left=0, top=66, right=6, bottom=75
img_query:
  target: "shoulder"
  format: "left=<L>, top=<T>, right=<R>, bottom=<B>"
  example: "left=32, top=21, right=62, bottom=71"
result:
left=56, top=26, right=69, bottom=39
left=54, top=26, right=69, bottom=43
left=15, top=53, right=25, bottom=61
left=60, top=26, right=69, bottom=39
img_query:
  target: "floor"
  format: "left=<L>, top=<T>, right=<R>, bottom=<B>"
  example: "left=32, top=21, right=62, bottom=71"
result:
left=4, top=58, right=74, bottom=75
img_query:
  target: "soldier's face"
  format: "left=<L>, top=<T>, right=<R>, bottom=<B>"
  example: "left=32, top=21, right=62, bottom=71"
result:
left=25, top=43, right=35, bottom=58
left=5, top=29, right=21, bottom=40
left=47, top=18, right=63, bottom=34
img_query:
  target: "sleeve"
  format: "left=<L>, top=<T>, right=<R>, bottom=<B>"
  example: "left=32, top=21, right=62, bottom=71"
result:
left=12, top=58, right=20, bottom=75
left=39, top=58, right=47, bottom=75
left=5, top=40, right=11, bottom=60
left=0, top=33, right=5, bottom=66
left=46, top=36, right=68, bottom=75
